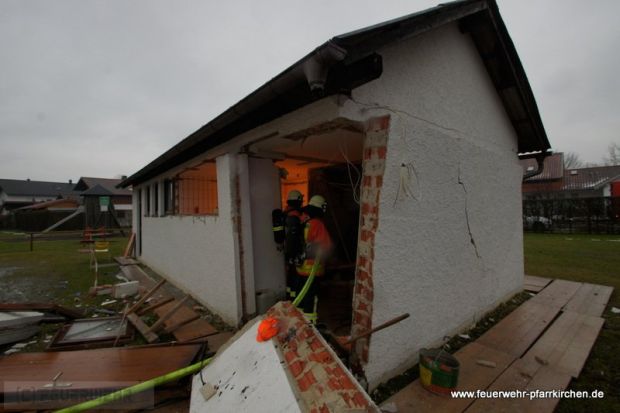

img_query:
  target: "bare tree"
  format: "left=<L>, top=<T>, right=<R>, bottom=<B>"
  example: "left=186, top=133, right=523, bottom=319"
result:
left=603, top=143, right=620, bottom=165
left=563, top=151, right=583, bottom=169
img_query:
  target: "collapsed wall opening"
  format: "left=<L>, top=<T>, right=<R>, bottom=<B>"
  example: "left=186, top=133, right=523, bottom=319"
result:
left=249, top=123, right=364, bottom=335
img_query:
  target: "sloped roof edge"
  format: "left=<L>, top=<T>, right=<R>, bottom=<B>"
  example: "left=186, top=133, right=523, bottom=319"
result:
left=121, top=0, right=550, bottom=188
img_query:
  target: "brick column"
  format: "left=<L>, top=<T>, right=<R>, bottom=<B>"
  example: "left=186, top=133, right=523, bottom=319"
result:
left=351, top=116, right=389, bottom=365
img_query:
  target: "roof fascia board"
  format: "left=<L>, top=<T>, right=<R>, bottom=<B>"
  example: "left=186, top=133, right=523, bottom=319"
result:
left=131, top=95, right=344, bottom=186
left=482, top=3, right=549, bottom=153
left=334, top=1, right=488, bottom=63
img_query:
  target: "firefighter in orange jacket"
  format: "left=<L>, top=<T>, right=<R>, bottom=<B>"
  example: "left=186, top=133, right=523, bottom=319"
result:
left=293, top=194, right=333, bottom=322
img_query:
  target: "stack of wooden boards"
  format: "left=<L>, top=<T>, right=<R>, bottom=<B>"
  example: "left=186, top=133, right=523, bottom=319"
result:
left=116, top=259, right=233, bottom=349
left=382, top=277, right=613, bottom=412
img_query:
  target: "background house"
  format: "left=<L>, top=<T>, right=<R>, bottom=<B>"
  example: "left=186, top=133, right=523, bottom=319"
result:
left=0, top=178, right=76, bottom=215
left=521, top=153, right=564, bottom=199
left=521, top=155, right=620, bottom=233
left=0, top=177, right=132, bottom=231
left=121, top=0, right=550, bottom=387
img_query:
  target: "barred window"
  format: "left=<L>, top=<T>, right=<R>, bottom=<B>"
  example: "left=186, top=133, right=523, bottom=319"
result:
left=174, top=161, right=218, bottom=215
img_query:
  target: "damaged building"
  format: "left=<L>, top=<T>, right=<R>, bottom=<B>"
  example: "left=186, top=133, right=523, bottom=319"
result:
left=120, top=0, right=551, bottom=388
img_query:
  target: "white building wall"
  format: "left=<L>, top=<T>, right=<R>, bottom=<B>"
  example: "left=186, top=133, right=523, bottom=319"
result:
left=138, top=154, right=242, bottom=325
left=342, top=23, right=525, bottom=387
left=248, top=157, right=287, bottom=308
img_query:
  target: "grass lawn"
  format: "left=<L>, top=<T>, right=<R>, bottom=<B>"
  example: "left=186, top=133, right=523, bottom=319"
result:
left=524, top=233, right=619, bottom=412
left=0, top=231, right=131, bottom=351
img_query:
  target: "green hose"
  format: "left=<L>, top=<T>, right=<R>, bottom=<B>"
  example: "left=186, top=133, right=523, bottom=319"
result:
left=292, top=251, right=321, bottom=307
left=54, top=357, right=212, bottom=413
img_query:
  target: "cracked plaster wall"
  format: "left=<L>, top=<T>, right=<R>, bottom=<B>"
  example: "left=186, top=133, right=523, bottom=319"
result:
left=342, top=22, right=525, bottom=387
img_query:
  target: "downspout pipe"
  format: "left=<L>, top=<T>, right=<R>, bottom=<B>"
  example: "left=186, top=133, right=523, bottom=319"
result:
left=522, top=154, right=546, bottom=181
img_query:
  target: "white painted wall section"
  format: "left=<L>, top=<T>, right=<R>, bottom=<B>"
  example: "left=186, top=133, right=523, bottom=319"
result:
left=248, top=157, right=286, bottom=310
left=189, top=319, right=302, bottom=413
left=139, top=154, right=242, bottom=325
left=236, top=154, right=257, bottom=316
left=342, top=23, right=524, bottom=387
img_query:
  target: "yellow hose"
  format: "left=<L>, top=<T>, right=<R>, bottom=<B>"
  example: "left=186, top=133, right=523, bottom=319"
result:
left=54, top=357, right=212, bottom=413
left=292, top=252, right=321, bottom=307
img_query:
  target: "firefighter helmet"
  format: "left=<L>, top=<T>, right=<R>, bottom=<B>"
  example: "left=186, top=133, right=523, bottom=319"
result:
left=308, top=195, right=327, bottom=211
left=287, top=190, right=303, bottom=202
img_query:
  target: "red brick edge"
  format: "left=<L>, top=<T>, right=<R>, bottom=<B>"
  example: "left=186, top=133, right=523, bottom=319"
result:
left=351, top=116, right=390, bottom=365
left=267, top=302, right=375, bottom=412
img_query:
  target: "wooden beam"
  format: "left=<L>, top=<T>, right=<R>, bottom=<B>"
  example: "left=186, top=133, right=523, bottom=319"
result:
left=124, top=279, right=166, bottom=315
left=163, top=314, right=200, bottom=334
left=123, top=233, right=136, bottom=257
left=126, top=313, right=159, bottom=343
left=137, top=297, right=175, bottom=316
left=145, top=296, right=190, bottom=334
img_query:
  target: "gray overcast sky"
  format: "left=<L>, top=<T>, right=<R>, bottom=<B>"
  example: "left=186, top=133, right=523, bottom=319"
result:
left=1, top=0, right=619, bottom=182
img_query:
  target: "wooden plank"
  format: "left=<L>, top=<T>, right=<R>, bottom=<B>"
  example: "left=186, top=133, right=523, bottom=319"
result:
left=171, top=318, right=218, bottom=343
left=382, top=342, right=516, bottom=413
left=114, top=256, right=140, bottom=266
left=147, top=296, right=190, bottom=334
left=123, top=232, right=136, bottom=257
left=125, top=279, right=166, bottom=315
left=528, top=279, right=582, bottom=309
left=563, top=283, right=614, bottom=317
left=521, top=311, right=604, bottom=378
left=465, top=358, right=572, bottom=413
left=120, top=264, right=158, bottom=290
left=137, top=297, right=175, bottom=316
left=524, top=275, right=552, bottom=292
left=0, top=303, right=84, bottom=319
left=148, top=398, right=190, bottom=413
left=0, top=344, right=201, bottom=410
left=477, top=301, right=561, bottom=357
left=127, top=313, right=159, bottom=343
left=164, top=314, right=200, bottom=334
left=524, top=283, right=545, bottom=293
left=154, top=302, right=217, bottom=342
left=205, top=331, right=234, bottom=353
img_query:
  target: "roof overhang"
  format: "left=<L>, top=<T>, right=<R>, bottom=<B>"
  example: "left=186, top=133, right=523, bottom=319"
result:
left=121, top=0, right=550, bottom=188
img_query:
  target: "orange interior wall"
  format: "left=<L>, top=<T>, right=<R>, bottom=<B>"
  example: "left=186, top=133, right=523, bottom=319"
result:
left=177, top=162, right=218, bottom=215
left=276, top=161, right=309, bottom=208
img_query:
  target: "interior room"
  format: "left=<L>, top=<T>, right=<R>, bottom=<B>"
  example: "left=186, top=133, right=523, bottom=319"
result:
left=248, top=124, right=365, bottom=335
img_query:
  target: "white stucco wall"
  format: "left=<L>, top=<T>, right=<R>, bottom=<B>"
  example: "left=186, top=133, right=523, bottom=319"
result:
left=341, top=22, right=525, bottom=387
left=248, top=157, right=287, bottom=305
left=138, top=154, right=242, bottom=325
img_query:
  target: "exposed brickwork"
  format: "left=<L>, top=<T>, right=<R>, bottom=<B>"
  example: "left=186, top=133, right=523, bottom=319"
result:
left=266, top=302, right=378, bottom=412
left=351, top=116, right=390, bottom=366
